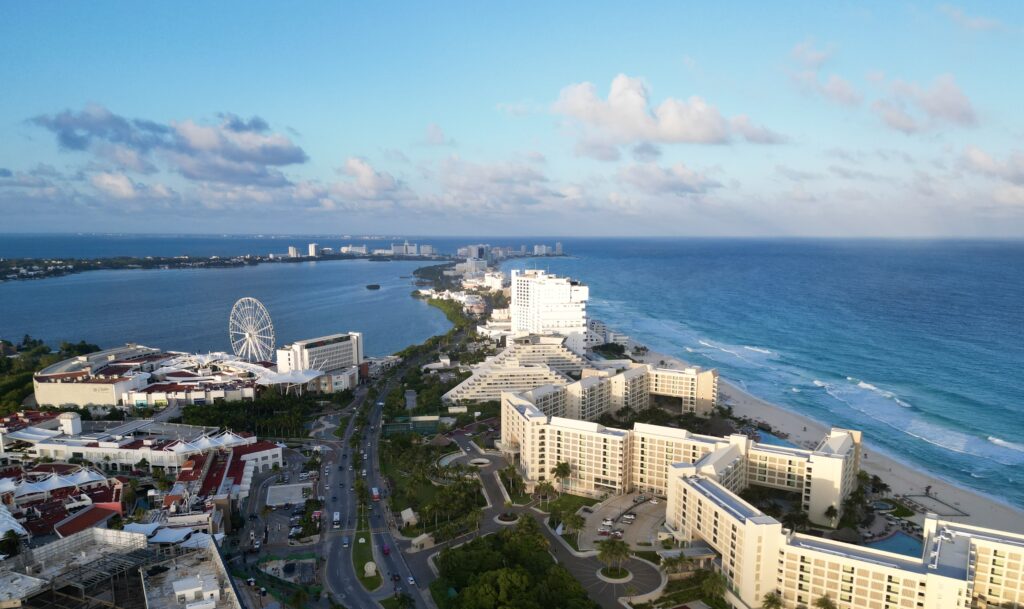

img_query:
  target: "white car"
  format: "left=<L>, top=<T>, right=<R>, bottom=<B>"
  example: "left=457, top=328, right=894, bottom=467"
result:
left=601, top=519, right=614, bottom=526
left=650, top=498, right=659, bottom=505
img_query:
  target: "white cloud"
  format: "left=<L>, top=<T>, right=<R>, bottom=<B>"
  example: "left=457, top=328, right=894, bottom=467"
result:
left=788, top=41, right=862, bottom=108
left=616, top=162, right=721, bottom=196
left=553, top=74, right=781, bottom=159
left=820, top=75, right=863, bottom=106
left=939, top=4, right=1003, bottom=31
left=91, top=172, right=137, bottom=199
left=423, top=123, right=455, bottom=146
left=730, top=116, right=787, bottom=144
left=961, top=146, right=1024, bottom=185
left=873, top=74, right=977, bottom=133
left=791, top=39, right=833, bottom=69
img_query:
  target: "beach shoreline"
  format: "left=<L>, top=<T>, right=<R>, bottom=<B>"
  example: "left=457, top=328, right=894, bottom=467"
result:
left=629, top=341, right=1024, bottom=534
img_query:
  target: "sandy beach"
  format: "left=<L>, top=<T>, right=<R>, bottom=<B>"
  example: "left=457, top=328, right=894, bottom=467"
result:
left=630, top=344, right=1024, bottom=534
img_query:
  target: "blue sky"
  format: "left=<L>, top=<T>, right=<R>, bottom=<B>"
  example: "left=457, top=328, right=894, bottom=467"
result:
left=2, top=1, right=1023, bottom=236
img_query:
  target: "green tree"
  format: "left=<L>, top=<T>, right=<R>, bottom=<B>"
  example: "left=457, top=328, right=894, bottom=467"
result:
left=762, top=590, right=784, bottom=609
left=0, top=530, right=21, bottom=557
left=701, top=571, right=728, bottom=601
left=551, top=461, right=572, bottom=493
left=596, top=538, right=630, bottom=574
left=563, top=512, right=585, bottom=542
left=535, top=480, right=556, bottom=507
left=814, top=595, right=837, bottom=609
left=824, top=505, right=839, bottom=528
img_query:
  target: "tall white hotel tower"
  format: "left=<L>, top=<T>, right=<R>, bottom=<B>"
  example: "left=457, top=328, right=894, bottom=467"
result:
left=510, top=269, right=589, bottom=355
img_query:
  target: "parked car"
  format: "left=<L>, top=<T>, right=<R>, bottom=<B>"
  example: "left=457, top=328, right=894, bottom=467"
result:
left=650, top=498, right=659, bottom=505
left=601, top=518, right=614, bottom=526
left=407, top=576, right=415, bottom=586
left=597, top=527, right=611, bottom=535
left=635, top=495, right=647, bottom=503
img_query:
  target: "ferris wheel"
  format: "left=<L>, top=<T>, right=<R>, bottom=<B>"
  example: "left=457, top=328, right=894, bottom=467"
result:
left=228, top=297, right=276, bottom=362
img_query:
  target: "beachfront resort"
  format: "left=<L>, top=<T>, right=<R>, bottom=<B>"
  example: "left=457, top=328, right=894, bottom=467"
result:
left=461, top=267, right=1024, bottom=609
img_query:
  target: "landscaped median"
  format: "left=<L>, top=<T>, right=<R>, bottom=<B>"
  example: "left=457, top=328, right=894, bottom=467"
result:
left=351, top=512, right=382, bottom=591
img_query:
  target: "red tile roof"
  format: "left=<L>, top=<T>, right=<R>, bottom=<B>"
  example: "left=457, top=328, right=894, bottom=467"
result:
left=54, top=506, right=118, bottom=537
left=231, top=441, right=280, bottom=457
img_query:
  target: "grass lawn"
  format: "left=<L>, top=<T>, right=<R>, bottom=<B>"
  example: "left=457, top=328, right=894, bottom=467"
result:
left=561, top=532, right=581, bottom=551
left=631, top=571, right=727, bottom=609
left=498, top=473, right=531, bottom=505
left=632, top=550, right=661, bottom=565
left=541, top=493, right=599, bottom=515
left=379, top=449, right=440, bottom=513
left=379, top=596, right=413, bottom=609
left=352, top=513, right=382, bottom=591
left=890, top=500, right=915, bottom=518
left=600, top=566, right=630, bottom=579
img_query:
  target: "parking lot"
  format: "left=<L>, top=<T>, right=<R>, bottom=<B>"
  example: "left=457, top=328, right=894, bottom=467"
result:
left=579, top=492, right=667, bottom=550
left=266, top=482, right=313, bottom=507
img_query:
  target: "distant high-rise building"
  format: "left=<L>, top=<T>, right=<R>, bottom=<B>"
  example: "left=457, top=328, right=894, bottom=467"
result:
left=420, top=244, right=435, bottom=256
left=555, top=241, right=563, bottom=255
left=510, top=269, right=589, bottom=355
left=533, top=244, right=551, bottom=255
left=288, top=246, right=299, bottom=258
left=308, top=243, right=319, bottom=257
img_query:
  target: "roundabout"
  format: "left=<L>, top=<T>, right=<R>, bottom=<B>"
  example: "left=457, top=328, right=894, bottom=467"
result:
left=596, top=566, right=633, bottom=583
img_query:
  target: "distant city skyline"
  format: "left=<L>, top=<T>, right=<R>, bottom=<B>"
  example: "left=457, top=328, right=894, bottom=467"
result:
left=2, top=2, right=1023, bottom=237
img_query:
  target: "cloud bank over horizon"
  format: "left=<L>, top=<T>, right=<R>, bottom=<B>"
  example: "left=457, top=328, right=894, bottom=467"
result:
left=1, top=3, right=1023, bottom=237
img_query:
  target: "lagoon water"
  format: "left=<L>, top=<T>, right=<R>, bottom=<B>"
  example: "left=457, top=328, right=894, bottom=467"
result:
left=0, top=258, right=451, bottom=357
left=3, top=235, right=1024, bottom=509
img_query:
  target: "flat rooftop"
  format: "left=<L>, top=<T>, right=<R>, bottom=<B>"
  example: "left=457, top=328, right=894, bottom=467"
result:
left=685, top=476, right=777, bottom=525
left=142, top=542, right=240, bottom=609
left=788, top=534, right=927, bottom=574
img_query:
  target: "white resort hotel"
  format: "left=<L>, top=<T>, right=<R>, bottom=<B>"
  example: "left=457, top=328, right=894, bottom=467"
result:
left=475, top=269, right=1024, bottom=609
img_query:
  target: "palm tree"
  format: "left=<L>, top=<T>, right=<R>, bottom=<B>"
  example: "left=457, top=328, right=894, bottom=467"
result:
left=596, top=538, right=630, bottom=575
left=782, top=510, right=810, bottom=532
left=762, top=591, right=784, bottom=609
left=551, top=461, right=572, bottom=493
left=563, top=512, right=585, bottom=542
left=700, top=571, right=728, bottom=601
left=535, top=481, right=556, bottom=507
left=660, top=555, right=691, bottom=574
left=813, top=594, right=837, bottom=609
left=824, top=505, right=839, bottom=528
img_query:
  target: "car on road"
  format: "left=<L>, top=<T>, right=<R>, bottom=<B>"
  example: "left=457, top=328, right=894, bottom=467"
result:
left=624, top=512, right=637, bottom=519
left=253, top=541, right=261, bottom=550
left=597, top=527, right=611, bottom=535
left=611, top=530, right=624, bottom=539
left=332, top=495, right=337, bottom=501
left=650, top=498, right=659, bottom=505
left=382, top=544, right=390, bottom=555
left=601, top=518, right=614, bottom=526
left=635, top=495, right=646, bottom=503
left=407, top=576, right=415, bottom=586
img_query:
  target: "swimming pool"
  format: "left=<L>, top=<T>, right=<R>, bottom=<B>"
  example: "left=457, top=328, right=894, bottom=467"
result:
left=866, top=531, right=923, bottom=558
left=756, top=431, right=800, bottom=448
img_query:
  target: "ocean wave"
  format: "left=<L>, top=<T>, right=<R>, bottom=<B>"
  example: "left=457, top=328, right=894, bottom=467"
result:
left=989, top=436, right=1024, bottom=453
left=684, top=346, right=695, bottom=353
left=812, top=379, right=828, bottom=387
left=743, top=345, right=773, bottom=355
left=820, top=381, right=1024, bottom=467
left=791, top=387, right=801, bottom=393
